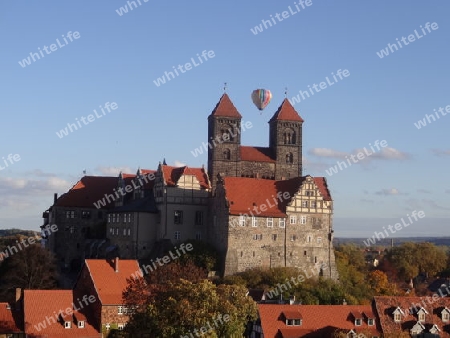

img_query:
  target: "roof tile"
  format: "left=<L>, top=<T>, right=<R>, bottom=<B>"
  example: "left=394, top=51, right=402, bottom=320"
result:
left=269, top=98, right=304, bottom=123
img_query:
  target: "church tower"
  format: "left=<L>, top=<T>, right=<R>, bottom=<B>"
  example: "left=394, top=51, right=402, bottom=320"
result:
left=269, top=99, right=304, bottom=179
left=207, top=94, right=242, bottom=192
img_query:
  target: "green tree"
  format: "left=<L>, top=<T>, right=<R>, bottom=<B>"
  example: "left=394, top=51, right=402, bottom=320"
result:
left=124, top=279, right=256, bottom=337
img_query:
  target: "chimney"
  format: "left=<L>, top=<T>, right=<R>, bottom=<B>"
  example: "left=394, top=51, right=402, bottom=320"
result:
left=114, top=257, right=119, bottom=272
left=15, top=288, right=22, bottom=310
left=289, top=295, right=295, bottom=305
left=53, top=193, right=58, bottom=204
left=342, top=298, right=347, bottom=305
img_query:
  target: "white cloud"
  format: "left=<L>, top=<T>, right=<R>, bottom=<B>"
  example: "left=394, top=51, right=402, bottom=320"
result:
left=308, top=148, right=348, bottom=159
left=95, top=166, right=134, bottom=176
left=431, top=149, right=450, bottom=157
left=173, top=160, right=186, bottom=167
left=417, top=189, right=431, bottom=194
left=371, top=147, right=410, bottom=160
left=375, top=188, right=405, bottom=196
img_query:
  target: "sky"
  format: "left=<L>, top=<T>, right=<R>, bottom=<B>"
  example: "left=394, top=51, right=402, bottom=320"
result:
left=0, top=1, right=449, bottom=238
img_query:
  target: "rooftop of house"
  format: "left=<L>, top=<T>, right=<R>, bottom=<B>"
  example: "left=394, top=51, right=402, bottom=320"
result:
left=55, top=176, right=118, bottom=208
left=374, top=296, right=450, bottom=337
left=0, top=302, right=22, bottom=334
left=222, top=176, right=331, bottom=217
left=23, top=290, right=100, bottom=337
left=258, top=304, right=380, bottom=338
left=83, top=258, right=140, bottom=305
left=161, top=164, right=210, bottom=190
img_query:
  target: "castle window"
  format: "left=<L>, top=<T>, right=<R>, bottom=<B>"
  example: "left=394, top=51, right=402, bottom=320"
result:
left=317, top=237, right=322, bottom=244
left=239, top=215, right=246, bottom=226
left=290, top=235, right=296, bottom=241
left=195, top=211, right=203, bottom=225
left=302, top=201, right=308, bottom=207
left=286, top=153, right=293, bottom=164
left=195, top=231, right=202, bottom=240
left=127, top=228, right=131, bottom=236
left=174, top=210, right=183, bottom=224
left=266, top=218, right=273, bottom=227
left=279, top=219, right=286, bottom=228
left=128, top=214, right=131, bottom=222
left=223, top=149, right=231, bottom=160
left=108, top=214, right=111, bottom=223
left=123, top=228, right=126, bottom=236
left=272, top=234, right=277, bottom=241
left=174, top=231, right=181, bottom=240
left=252, top=216, right=257, bottom=227
left=311, top=201, right=317, bottom=208
left=290, top=216, right=296, bottom=224
left=300, top=216, right=307, bottom=224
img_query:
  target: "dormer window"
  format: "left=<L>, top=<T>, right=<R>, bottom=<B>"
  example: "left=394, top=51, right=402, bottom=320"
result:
left=286, top=319, right=302, bottom=326
left=351, top=311, right=362, bottom=326
left=355, top=318, right=361, bottom=326
left=368, top=318, right=374, bottom=326
left=417, top=307, right=428, bottom=322
left=410, top=321, right=425, bottom=335
left=430, top=324, right=441, bottom=334
left=283, top=311, right=302, bottom=326
left=65, top=321, right=71, bottom=329
left=78, top=321, right=85, bottom=328
left=393, top=307, right=405, bottom=323
left=442, top=308, right=450, bottom=322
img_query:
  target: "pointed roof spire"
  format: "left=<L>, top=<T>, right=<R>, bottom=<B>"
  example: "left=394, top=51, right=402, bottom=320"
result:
left=209, top=94, right=242, bottom=118
left=163, top=158, right=167, bottom=165
left=268, top=98, right=304, bottom=123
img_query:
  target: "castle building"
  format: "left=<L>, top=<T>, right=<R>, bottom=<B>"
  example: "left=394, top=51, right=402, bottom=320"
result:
left=43, top=92, right=338, bottom=280
left=206, top=94, right=338, bottom=278
left=207, top=94, right=303, bottom=191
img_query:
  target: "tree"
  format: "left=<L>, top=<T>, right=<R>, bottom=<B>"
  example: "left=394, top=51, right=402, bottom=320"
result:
left=0, top=245, right=58, bottom=301
left=386, top=242, right=447, bottom=281
left=124, top=279, right=257, bottom=337
left=367, top=270, right=390, bottom=294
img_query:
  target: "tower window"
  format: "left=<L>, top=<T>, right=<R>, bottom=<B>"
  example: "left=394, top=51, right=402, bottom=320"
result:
left=223, top=149, right=231, bottom=160
left=286, top=153, right=294, bottom=164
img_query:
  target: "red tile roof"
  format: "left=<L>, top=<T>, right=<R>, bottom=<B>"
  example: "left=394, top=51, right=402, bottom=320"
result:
left=313, top=177, right=332, bottom=201
left=209, top=94, right=242, bottom=118
left=56, top=176, right=118, bottom=208
left=269, top=98, right=304, bottom=123
left=223, top=177, right=300, bottom=217
left=135, top=169, right=157, bottom=189
left=161, top=165, right=210, bottom=190
left=23, top=290, right=100, bottom=337
left=84, top=258, right=140, bottom=305
left=258, top=304, right=381, bottom=338
left=374, top=296, right=450, bottom=337
left=0, top=303, right=21, bottom=333
left=223, top=176, right=332, bottom=217
left=240, top=146, right=275, bottom=163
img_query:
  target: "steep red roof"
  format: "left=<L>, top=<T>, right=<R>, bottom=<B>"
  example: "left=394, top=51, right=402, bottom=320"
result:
left=269, top=98, right=304, bottom=123
left=56, top=176, right=118, bottom=208
left=161, top=165, right=210, bottom=189
left=258, top=304, right=381, bottom=338
left=374, top=296, right=450, bottom=337
left=0, top=303, right=22, bottom=334
left=240, top=146, right=275, bottom=163
left=313, top=177, right=332, bottom=201
left=84, top=259, right=140, bottom=305
left=223, top=177, right=296, bottom=217
left=23, top=290, right=100, bottom=337
left=209, top=94, right=242, bottom=118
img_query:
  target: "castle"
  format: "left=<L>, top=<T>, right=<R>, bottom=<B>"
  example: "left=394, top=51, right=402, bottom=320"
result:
left=42, top=93, right=338, bottom=279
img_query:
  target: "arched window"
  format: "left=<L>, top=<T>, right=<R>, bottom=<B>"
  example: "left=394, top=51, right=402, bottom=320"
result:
left=223, top=149, right=231, bottom=160
left=283, top=128, right=296, bottom=144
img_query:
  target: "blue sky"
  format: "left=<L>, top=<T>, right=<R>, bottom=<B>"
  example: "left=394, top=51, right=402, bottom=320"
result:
left=1, top=0, right=449, bottom=237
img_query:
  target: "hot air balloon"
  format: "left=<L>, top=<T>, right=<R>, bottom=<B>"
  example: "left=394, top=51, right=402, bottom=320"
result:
left=251, top=89, right=272, bottom=111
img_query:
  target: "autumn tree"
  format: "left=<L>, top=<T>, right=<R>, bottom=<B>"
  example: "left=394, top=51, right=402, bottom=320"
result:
left=386, top=242, right=447, bottom=281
